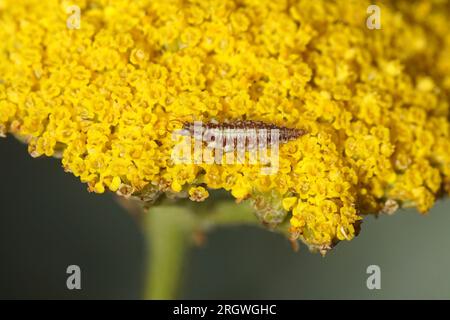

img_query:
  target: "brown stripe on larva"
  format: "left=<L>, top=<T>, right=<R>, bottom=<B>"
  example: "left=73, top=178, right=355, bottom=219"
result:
left=182, top=120, right=307, bottom=148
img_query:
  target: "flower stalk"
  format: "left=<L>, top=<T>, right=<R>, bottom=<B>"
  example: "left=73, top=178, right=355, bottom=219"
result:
left=144, top=205, right=195, bottom=300
left=143, top=197, right=259, bottom=299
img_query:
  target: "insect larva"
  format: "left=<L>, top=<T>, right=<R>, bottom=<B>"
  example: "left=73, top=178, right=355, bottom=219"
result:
left=180, top=120, right=307, bottom=150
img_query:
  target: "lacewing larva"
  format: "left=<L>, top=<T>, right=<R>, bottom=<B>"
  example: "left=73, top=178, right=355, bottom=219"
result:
left=174, top=119, right=307, bottom=150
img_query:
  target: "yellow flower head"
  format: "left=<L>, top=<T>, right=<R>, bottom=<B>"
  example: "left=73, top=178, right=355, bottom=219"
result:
left=0, top=0, right=449, bottom=253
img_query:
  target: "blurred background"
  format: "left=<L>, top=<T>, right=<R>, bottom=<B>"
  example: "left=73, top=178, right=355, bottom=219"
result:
left=1, top=136, right=449, bottom=299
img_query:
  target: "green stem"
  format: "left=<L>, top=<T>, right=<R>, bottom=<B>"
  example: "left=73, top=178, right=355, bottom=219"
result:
left=144, top=205, right=196, bottom=300
left=143, top=198, right=259, bottom=300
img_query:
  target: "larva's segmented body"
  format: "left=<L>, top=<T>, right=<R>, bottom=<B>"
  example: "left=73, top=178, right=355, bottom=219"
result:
left=180, top=120, right=307, bottom=151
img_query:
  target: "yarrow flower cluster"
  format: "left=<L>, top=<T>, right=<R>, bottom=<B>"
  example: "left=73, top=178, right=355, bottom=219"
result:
left=0, top=0, right=449, bottom=253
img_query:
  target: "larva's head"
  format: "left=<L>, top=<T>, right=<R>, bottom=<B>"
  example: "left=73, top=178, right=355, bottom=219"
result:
left=291, top=128, right=308, bottom=139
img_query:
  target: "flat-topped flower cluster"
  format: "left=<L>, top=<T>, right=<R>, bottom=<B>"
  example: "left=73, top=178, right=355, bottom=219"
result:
left=0, top=0, right=449, bottom=252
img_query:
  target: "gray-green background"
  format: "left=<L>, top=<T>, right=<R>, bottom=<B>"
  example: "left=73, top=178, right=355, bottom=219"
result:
left=1, top=136, right=449, bottom=299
